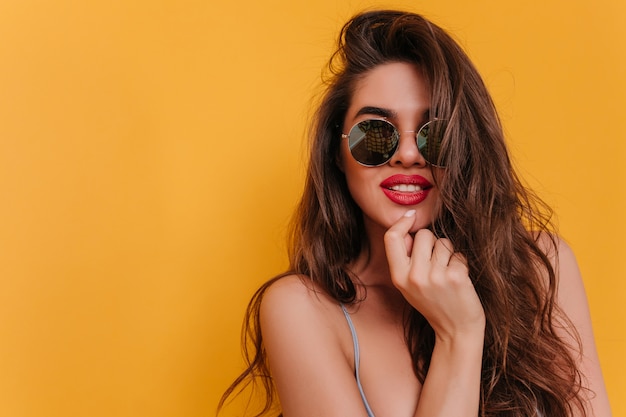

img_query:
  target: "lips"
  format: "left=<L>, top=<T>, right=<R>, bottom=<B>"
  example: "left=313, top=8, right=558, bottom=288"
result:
left=380, top=174, right=432, bottom=206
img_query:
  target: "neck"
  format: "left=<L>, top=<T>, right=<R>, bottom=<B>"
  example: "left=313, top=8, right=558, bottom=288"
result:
left=350, top=218, right=395, bottom=287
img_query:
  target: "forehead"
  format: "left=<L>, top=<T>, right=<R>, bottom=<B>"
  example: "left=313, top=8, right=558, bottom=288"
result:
left=346, top=62, right=431, bottom=122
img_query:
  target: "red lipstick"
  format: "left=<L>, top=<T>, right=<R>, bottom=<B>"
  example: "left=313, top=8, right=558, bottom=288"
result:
left=380, top=174, right=432, bottom=206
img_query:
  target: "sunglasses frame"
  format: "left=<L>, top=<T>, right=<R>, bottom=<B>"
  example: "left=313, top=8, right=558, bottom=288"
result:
left=341, top=118, right=447, bottom=168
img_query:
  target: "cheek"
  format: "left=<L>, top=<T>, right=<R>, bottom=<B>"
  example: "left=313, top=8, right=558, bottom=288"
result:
left=344, top=169, right=369, bottom=200
left=337, top=137, right=357, bottom=172
left=343, top=166, right=379, bottom=210
left=339, top=144, right=364, bottom=188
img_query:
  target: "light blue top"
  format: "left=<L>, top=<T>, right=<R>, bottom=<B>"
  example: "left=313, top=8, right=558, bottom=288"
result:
left=340, top=304, right=376, bottom=417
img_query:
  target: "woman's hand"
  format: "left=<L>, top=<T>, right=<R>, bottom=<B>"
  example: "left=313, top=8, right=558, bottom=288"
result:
left=384, top=210, right=485, bottom=342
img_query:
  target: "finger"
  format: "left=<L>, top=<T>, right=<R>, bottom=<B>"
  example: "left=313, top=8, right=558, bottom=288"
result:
left=448, top=252, right=467, bottom=267
left=411, top=228, right=437, bottom=263
left=431, top=238, right=454, bottom=266
left=403, top=234, right=414, bottom=256
left=447, top=252, right=470, bottom=277
left=384, top=210, right=418, bottom=275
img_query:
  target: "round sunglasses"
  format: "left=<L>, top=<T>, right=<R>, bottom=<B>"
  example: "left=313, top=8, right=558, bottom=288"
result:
left=341, top=118, right=447, bottom=167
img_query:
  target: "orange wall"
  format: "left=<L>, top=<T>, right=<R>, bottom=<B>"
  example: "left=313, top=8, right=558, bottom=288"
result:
left=0, top=1, right=624, bottom=416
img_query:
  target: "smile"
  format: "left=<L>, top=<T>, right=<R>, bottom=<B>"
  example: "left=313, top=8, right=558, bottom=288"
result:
left=388, top=184, right=423, bottom=192
left=380, top=174, right=432, bottom=206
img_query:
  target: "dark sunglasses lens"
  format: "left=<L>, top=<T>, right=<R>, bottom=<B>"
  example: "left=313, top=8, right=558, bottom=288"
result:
left=417, top=119, right=447, bottom=167
left=348, top=119, right=399, bottom=166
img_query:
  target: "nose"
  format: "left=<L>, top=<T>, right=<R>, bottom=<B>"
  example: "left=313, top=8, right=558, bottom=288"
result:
left=389, top=131, right=428, bottom=167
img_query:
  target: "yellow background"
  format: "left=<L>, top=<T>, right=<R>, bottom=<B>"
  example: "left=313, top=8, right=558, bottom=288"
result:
left=0, top=0, right=624, bottom=416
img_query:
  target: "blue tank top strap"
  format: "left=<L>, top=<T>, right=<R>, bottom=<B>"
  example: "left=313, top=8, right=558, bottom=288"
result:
left=340, top=304, right=376, bottom=417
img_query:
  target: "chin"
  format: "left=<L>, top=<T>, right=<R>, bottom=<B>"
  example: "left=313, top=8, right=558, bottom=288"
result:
left=409, top=220, right=433, bottom=234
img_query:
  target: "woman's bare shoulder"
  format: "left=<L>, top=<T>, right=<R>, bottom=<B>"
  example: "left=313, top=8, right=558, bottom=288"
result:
left=261, top=274, right=340, bottom=317
left=531, top=231, right=579, bottom=274
left=532, top=232, right=586, bottom=288
left=259, top=275, right=368, bottom=416
left=259, top=274, right=349, bottom=355
left=535, top=233, right=613, bottom=415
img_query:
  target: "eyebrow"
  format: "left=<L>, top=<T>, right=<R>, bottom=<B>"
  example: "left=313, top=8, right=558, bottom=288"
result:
left=355, top=106, right=396, bottom=119
left=354, top=106, right=431, bottom=121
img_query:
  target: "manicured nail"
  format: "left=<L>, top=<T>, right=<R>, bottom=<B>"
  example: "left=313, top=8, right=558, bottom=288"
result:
left=404, top=209, right=416, bottom=217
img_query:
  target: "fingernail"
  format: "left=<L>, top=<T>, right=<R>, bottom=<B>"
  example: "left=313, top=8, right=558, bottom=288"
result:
left=404, top=209, right=416, bottom=217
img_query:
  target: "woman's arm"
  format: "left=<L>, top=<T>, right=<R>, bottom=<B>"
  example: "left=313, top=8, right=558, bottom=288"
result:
left=551, top=238, right=612, bottom=416
left=411, top=330, right=484, bottom=417
left=259, top=275, right=374, bottom=417
left=384, top=211, right=485, bottom=417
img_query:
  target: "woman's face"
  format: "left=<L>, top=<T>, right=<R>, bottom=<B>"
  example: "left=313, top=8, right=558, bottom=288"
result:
left=339, top=62, right=441, bottom=235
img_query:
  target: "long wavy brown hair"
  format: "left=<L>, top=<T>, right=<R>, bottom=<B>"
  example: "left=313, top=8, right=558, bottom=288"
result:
left=219, top=10, right=587, bottom=417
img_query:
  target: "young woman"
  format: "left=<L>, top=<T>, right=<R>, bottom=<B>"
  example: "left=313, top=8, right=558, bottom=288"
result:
left=220, top=10, right=611, bottom=417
